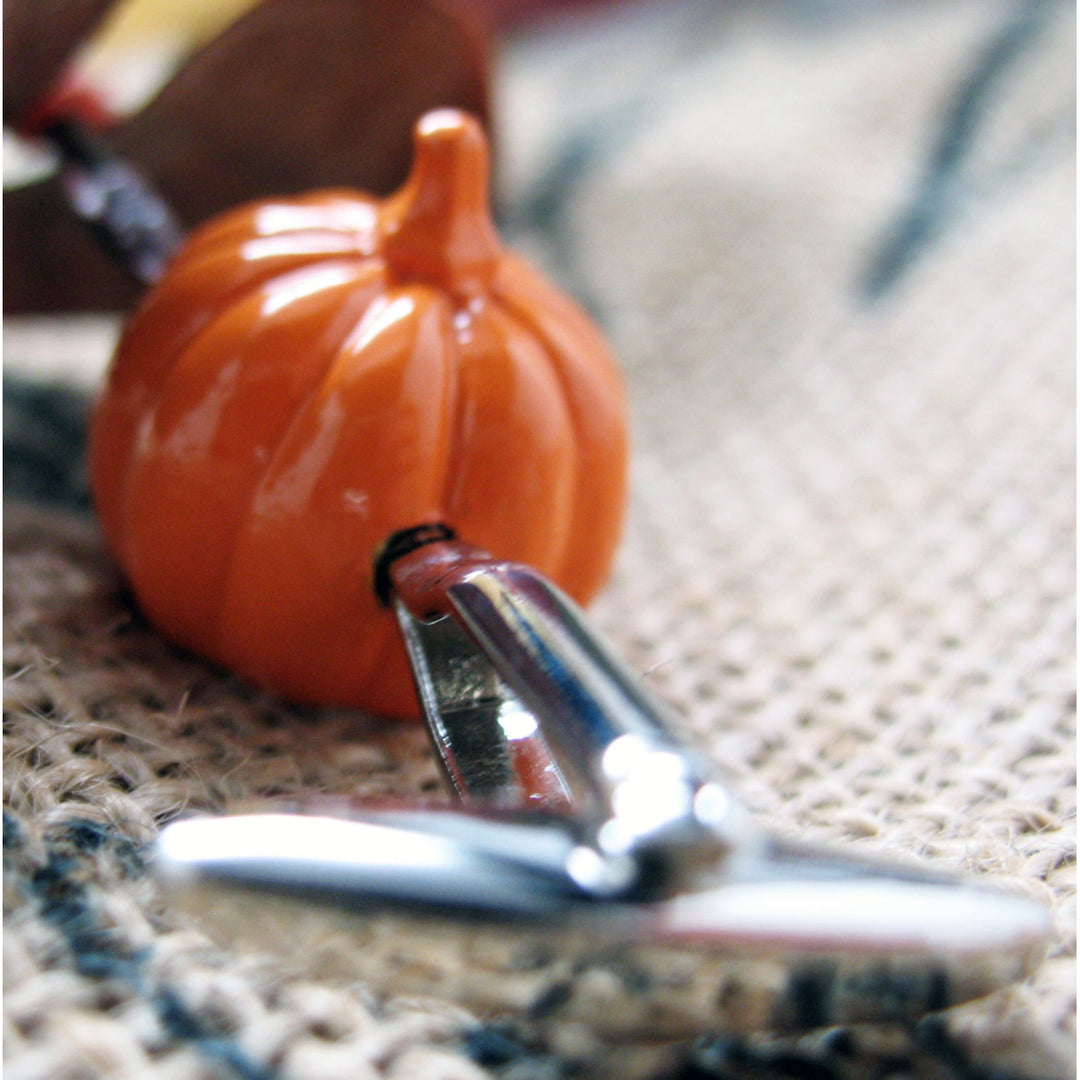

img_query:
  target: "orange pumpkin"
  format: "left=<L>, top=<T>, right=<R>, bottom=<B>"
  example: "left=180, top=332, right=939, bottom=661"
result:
left=89, top=109, right=629, bottom=719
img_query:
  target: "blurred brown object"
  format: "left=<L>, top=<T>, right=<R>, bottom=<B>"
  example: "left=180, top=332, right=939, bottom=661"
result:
left=4, top=0, right=491, bottom=313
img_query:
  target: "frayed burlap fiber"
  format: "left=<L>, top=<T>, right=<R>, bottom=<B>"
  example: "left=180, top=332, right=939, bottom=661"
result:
left=4, top=2, right=1075, bottom=1078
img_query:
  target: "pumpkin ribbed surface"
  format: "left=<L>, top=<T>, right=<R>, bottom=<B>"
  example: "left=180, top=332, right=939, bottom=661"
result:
left=88, top=110, right=628, bottom=718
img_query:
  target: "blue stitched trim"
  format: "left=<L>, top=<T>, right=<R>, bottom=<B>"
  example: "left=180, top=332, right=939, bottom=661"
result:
left=502, top=5, right=734, bottom=325
left=860, top=0, right=1071, bottom=301
left=463, top=1022, right=565, bottom=1076
left=5, top=810, right=278, bottom=1080
left=673, top=1017, right=1058, bottom=1080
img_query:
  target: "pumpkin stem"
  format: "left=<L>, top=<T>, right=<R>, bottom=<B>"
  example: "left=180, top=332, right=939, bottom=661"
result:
left=381, top=110, right=501, bottom=291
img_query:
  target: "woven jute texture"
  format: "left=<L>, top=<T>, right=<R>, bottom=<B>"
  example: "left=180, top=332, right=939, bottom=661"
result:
left=4, top=2, right=1075, bottom=1078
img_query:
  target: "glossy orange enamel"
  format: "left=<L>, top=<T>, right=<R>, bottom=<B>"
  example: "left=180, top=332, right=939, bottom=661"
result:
left=89, top=109, right=629, bottom=719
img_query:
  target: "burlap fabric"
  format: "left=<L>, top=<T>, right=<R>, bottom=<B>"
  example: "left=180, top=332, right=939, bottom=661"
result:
left=4, top=2, right=1075, bottom=1077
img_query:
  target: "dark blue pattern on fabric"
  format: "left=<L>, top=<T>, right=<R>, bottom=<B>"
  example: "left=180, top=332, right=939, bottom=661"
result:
left=4, top=810, right=278, bottom=1080
left=861, top=0, right=1075, bottom=300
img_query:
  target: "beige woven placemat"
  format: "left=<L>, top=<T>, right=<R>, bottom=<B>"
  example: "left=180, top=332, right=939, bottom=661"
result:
left=5, top=2, right=1075, bottom=1077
